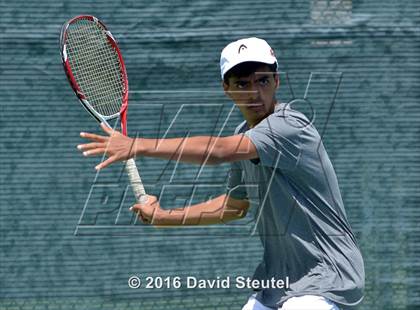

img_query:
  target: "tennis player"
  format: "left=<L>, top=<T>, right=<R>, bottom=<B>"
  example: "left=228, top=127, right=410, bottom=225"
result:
left=78, top=37, right=364, bottom=310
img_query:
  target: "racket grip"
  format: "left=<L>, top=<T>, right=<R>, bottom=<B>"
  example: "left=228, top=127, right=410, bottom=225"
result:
left=125, top=158, right=148, bottom=204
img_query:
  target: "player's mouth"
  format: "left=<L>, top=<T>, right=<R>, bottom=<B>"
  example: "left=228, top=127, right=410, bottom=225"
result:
left=247, top=102, right=265, bottom=112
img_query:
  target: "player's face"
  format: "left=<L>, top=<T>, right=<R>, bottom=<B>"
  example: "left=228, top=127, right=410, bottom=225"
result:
left=223, top=64, right=279, bottom=127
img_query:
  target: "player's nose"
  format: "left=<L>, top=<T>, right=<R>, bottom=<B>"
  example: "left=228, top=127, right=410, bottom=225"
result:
left=247, top=83, right=260, bottom=100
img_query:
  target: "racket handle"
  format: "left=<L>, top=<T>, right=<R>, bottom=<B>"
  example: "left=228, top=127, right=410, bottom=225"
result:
left=125, top=158, right=148, bottom=204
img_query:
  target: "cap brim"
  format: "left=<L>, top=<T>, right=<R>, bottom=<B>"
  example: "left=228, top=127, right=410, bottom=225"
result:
left=222, top=59, right=278, bottom=79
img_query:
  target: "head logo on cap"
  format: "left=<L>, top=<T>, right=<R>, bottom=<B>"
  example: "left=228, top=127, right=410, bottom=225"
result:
left=238, top=44, right=247, bottom=54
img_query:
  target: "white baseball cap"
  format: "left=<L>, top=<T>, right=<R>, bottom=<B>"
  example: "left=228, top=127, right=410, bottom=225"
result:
left=220, top=37, right=278, bottom=79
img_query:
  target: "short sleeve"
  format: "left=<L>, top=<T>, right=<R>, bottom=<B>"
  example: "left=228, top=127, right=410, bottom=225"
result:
left=244, top=113, right=302, bottom=170
left=226, top=161, right=248, bottom=200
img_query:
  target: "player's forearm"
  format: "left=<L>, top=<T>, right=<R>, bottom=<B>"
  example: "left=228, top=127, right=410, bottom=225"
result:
left=153, top=194, right=248, bottom=226
left=134, top=134, right=257, bottom=165
left=135, top=136, right=226, bottom=165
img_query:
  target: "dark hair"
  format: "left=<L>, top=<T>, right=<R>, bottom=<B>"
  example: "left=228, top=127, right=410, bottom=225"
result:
left=223, top=61, right=277, bottom=85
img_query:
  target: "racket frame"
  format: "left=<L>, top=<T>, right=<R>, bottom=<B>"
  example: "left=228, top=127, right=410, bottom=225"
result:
left=60, top=15, right=147, bottom=204
left=60, top=15, right=128, bottom=128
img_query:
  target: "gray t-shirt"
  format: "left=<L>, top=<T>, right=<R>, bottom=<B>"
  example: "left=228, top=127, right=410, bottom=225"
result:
left=227, top=103, right=364, bottom=308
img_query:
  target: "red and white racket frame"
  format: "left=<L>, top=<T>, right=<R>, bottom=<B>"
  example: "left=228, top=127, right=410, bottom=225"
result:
left=60, top=15, right=147, bottom=204
left=60, top=15, right=129, bottom=134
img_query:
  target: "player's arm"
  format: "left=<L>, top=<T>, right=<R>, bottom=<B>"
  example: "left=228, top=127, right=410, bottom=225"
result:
left=78, top=123, right=258, bottom=170
left=135, top=134, right=257, bottom=165
left=130, top=194, right=250, bottom=226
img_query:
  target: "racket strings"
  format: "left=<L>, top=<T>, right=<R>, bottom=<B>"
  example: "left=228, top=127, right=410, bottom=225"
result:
left=68, top=22, right=122, bottom=116
left=69, top=22, right=123, bottom=116
left=65, top=19, right=125, bottom=117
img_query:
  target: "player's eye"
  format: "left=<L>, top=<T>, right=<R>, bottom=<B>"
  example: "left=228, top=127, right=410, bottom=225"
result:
left=235, top=81, right=248, bottom=89
left=259, top=77, right=269, bottom=86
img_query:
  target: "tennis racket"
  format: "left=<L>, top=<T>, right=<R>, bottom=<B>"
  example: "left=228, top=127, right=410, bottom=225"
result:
left=60, top=15, right=148, bottom=204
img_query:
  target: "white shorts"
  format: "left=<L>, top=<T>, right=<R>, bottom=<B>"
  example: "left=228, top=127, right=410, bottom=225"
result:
left=242, top=294, right=340, bottom=310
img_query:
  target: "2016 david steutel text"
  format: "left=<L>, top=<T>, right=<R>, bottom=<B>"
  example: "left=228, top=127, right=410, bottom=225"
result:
left=134, top=276, right=290, bottom=289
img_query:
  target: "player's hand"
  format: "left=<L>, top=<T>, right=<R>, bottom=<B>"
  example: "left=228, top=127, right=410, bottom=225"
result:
left=130, top=195, right=163, bottom=225
left=77, top=122, right=137, bottom=170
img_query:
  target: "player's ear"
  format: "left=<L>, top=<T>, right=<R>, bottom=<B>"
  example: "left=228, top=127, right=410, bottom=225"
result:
left=274, top=73, right=280, bottom=89
left=222, top=81, right=232, bottom=99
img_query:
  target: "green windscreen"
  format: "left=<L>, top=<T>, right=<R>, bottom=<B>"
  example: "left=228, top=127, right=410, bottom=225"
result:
left=0, top=1, right=419, bottom=309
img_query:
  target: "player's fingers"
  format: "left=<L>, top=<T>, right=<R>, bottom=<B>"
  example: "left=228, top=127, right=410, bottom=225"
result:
left=130, top=195, right=155, bottom=208
left=77, top=142, right=104, bottom=151
left=138, top=209, right=150, bottom=224
left=82, top=148, right=106, bottom=157
left=80, top=132, right=108, bottom=142
left=130, top=203, right=152, bottom=216
left=95, top=156, right=116, bottom=170
left=129, top=205, right=148, bottom=222
left=130, top=204, right=142, bottom=212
